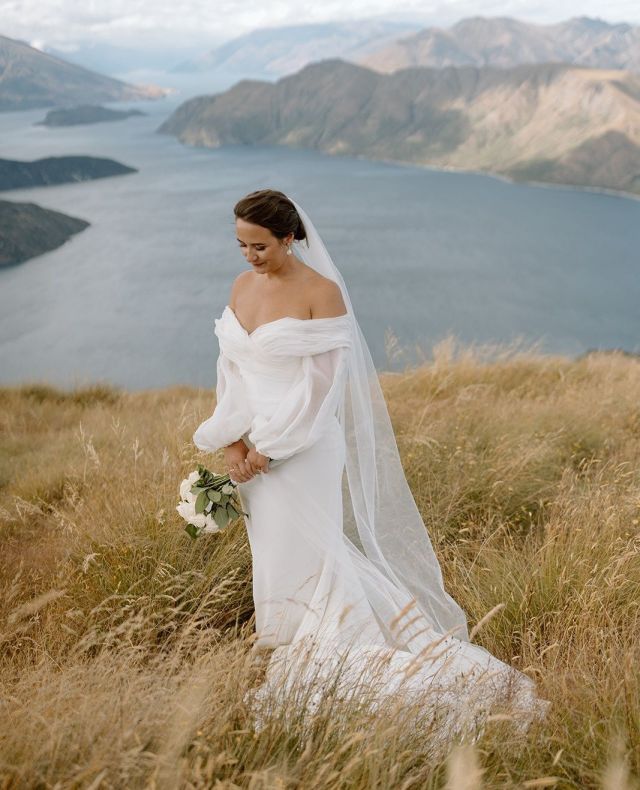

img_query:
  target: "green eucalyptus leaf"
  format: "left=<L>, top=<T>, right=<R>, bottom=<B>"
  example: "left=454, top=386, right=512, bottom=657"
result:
left=213, top=508, right=229, bottom=529
left=195, top=490, right=208, bottom=514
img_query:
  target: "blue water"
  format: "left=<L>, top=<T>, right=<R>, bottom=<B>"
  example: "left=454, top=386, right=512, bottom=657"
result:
left=1, top=96, right=639, bottom=390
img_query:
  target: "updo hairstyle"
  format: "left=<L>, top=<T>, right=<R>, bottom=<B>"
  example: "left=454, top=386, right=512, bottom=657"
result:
left=233, top=189, right=307, bottom=244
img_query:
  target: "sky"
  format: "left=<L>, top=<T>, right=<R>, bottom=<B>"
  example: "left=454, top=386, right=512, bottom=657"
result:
left=1, top=0, right=638, bottom=53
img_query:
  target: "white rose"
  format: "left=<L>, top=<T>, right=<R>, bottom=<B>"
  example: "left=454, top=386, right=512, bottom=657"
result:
left=176, top=500, right=196, bottom=522
left=179, top=470, right=201, bottom=502
left=202, top=513, right=220, bottom=533
left=188, top=511, right=208, bottom=529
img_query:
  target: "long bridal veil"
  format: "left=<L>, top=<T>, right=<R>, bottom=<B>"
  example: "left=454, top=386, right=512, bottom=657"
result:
left=245, top=197, right=549, bottom=738
left=289, top=198, right=470, bottom=648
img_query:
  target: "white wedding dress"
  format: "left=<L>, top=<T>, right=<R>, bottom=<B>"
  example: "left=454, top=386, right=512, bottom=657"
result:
left=193, top=303, right=551, bottom=741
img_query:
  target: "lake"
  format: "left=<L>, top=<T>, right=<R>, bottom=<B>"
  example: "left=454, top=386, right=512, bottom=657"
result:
left=1, top=95, right=639, bottom=390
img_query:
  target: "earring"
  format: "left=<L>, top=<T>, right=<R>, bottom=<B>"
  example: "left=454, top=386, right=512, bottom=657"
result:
left=286, top=244, right=292, bottom=255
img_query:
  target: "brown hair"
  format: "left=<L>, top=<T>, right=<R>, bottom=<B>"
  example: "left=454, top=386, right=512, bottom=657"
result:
left=233, top=189, right=307, bottom=242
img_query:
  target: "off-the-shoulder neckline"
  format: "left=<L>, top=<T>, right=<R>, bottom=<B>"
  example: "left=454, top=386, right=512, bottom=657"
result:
left=224, top=304, right=349, bottom=337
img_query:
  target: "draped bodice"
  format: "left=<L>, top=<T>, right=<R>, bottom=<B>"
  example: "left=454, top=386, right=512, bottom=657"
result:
left=214, top=305, right=353, bottom=414
left=193, top=304, right=353, bottom=461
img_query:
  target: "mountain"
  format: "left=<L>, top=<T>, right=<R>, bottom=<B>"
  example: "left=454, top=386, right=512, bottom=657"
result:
left=357, top=16, right=640, bottom=73
left=172, top=19, right=422, bottom=78
left=0, top=34, right=169, bottom=112
left=157, top=58, right=640, bottom=196
left=0, top=156, right=137, bottom=190
left=0, top=199, right=89, bottom=266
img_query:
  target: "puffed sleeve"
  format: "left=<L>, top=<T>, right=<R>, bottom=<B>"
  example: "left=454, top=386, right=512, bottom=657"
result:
left=192, top=349, right=253, bottom=453
left=247, top=346, right=349, bottom=461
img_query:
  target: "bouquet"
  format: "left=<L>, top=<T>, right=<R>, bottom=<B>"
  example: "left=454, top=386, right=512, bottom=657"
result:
left=176, top=464, right=248, bottom=540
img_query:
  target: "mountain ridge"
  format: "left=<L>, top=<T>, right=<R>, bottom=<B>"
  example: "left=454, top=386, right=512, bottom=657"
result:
left=157, top=58, right=640, bottom=196
left=358, top=15, right=640, bottom=73
left=0, top=34, right=169, bottom=112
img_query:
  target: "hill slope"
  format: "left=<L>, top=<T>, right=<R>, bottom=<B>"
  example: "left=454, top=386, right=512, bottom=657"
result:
left=0, top=34, right=168, bottom=112
left=359, top=15, right=640, bottom=73
left=172, top=19, right=421, bottom=77
left=157, top=58, right=640, bottom=196
left=1, top=343, right=639, bottom=785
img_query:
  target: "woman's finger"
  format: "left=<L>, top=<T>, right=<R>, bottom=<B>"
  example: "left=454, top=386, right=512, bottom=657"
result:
left=241, top=458, right=256, bottom=481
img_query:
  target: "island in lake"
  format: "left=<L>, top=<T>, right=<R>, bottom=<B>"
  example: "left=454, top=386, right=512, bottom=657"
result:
left=0, top=155, right=138, bottom=190
left=0, top=200, right=89, bottom=267
left=0, top=154, right=137, bottom=266
left=36, top=105, right=147, bottom=127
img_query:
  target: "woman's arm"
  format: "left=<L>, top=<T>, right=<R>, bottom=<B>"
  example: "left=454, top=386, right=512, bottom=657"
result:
left=192, top=349, right=253, bottom=453
left=246, top=345, right=349, bottom=461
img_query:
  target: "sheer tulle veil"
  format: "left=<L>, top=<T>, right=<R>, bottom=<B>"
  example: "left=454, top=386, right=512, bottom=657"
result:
left=289, top=197, right=471, bottom=648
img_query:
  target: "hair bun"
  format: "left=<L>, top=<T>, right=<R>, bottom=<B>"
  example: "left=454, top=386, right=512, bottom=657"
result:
left=234, top=189, right=307, bottom=244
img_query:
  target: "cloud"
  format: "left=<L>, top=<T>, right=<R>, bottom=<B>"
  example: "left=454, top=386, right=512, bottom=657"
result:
left=1, top=0, right=638, bottom=51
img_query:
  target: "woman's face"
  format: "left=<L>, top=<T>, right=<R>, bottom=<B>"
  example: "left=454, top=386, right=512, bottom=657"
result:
left=235, top=218, right=292, bottom=273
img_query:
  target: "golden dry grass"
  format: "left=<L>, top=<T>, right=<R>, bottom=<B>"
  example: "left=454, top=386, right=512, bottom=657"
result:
left=1, top=334, right=639, bottom=788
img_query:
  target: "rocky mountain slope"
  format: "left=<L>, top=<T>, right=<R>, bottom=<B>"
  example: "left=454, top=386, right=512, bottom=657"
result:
left=358, top=16, right=640, bottom=73
left=157, top=58, right=640, bottom=196
left=0, top=34, right=168, bottom=112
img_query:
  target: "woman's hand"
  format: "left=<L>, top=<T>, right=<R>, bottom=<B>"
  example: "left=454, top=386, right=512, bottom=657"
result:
left=224, top=440, right=256, bottom=483
left=246, top=447, right=270, bottom=475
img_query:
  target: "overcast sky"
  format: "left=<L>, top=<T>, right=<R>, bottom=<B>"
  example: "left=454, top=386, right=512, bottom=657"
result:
left=2, top=0, right=638, bottom=52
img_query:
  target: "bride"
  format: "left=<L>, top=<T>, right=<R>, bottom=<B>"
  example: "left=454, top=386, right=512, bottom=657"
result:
left=193, top=188, right=550, bottom=739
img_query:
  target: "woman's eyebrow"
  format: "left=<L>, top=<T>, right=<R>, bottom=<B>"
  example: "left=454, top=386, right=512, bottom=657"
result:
left=236, top=238, right=265, bottom=243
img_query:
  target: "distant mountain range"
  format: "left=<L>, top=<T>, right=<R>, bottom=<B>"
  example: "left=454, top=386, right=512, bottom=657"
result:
left=358, top=15, right=640, bottom=73
left=0, top=34, right=170, bottom=112
left=171, top=16, right=640, bottom=81
left=157, top=58, right=640, bottom=196
left=172, top=19, right=423, bottom=77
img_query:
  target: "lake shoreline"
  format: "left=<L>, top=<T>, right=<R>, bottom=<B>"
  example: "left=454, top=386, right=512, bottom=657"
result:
left=348, top=151, right=640, bottom=203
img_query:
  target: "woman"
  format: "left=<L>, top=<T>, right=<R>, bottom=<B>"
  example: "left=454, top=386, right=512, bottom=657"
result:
left=193, top=189, right=550, bottom=737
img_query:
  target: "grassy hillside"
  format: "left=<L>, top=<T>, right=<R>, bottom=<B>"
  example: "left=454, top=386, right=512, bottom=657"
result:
left=1, top=335, right=639, bottom=787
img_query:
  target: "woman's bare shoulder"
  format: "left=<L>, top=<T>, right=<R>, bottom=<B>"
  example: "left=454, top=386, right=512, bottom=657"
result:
left=309, top=276, right=347, bottom=319
left=229, top=270, right=253, bottom=305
